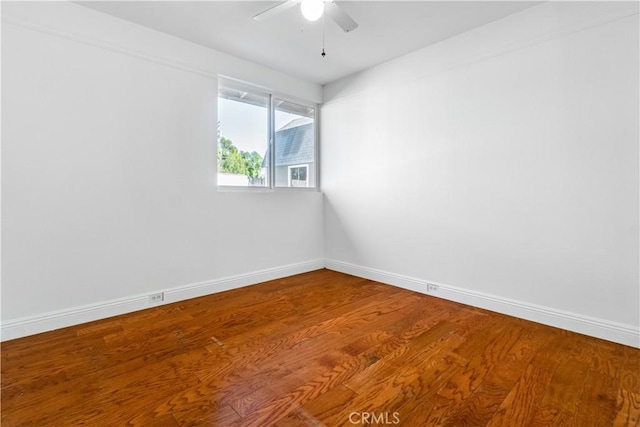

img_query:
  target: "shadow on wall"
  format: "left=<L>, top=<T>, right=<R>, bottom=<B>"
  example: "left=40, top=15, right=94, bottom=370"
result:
left=323, top=194, right=360, bottom=265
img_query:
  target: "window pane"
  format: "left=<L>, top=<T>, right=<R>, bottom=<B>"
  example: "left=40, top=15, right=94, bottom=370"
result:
left=217, top=87, right=269, bottom=187
left=288, top=165, right=309, bottom=187
left=274, top=99, right=315, bottom=188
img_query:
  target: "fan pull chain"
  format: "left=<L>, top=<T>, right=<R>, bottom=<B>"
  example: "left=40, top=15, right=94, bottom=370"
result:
left=321, top=13, right=326, bottom=57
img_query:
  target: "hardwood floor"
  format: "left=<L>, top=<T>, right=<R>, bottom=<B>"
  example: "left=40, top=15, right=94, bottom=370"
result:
left=2, top=269, right=639, bottom=426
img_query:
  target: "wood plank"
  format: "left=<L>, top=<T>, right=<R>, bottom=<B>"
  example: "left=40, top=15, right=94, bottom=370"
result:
left=486, top=364, right=554, bottom=427
left=614, top=389, right=640, bottom=427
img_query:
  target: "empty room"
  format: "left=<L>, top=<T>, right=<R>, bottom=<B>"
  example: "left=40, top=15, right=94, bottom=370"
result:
left=1, top=1, right=639, bottom=425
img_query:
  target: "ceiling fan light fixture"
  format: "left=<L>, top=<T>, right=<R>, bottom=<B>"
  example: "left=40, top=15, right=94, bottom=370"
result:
left=301, top=0, right=325, bottom=22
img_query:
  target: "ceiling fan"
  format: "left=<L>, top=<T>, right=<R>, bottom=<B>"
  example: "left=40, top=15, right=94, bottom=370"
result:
left=253, top=0, right=359, bottom=33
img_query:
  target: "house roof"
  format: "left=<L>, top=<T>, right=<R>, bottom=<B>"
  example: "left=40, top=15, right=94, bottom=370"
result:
left=263, top=118, right=315, bottom=167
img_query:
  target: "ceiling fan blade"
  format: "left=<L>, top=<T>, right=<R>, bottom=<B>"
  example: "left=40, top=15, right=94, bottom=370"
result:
left=253, top=1, right=298, bottom=21
left=325, top=1, right=358, bottom=32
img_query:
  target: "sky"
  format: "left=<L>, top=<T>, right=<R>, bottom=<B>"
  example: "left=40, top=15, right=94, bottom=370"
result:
left=219, top=98, right=303, bottom=155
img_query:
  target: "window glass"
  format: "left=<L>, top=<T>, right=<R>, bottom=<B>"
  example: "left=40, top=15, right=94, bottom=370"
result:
left=274, top=99, right=316, bottom=188
left=288, top=165, right=309, bottom=187
left=217, top=86, right=269, bottom=187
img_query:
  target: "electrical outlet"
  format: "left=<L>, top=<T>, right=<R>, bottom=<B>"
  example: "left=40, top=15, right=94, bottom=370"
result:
left=427, top=284, right=439, bottom=292
left=149, top=292, right=164, bottom=303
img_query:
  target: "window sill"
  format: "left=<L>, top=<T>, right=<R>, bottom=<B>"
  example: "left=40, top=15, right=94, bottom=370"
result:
left=216, top=186, right=320, bottom=193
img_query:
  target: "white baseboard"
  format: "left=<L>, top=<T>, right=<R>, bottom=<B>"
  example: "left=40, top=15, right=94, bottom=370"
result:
left=0, top=259, right=325, bottom=341
left=4, top=258, right=638, bottom=348
left=325, top=259, right=640, bottom=348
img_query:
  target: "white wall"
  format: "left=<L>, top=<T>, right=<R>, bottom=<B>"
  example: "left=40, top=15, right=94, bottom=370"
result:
left=322, top=2, right=639, bottom=344
left=1, top=2, right=323, bottom=338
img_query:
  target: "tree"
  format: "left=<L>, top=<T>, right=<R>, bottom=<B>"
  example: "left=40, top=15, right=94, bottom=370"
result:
left=217, top=136, right=263, bottom=178
left=242, top=151, right=263, bottom=179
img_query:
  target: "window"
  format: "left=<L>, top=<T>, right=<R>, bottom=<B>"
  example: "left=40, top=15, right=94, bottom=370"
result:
left=217, top=81, right=316, bottom=189
left=217, top=86, right=270, bottom=187
left=274, top=99, right=316, bottom=188
left=288, top=165, right=309, bottom=187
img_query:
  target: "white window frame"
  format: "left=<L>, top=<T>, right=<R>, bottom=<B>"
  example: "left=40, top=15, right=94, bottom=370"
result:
left=217, top=78, right=319, bottom=192
left=288, top=164, right=309, bottom=188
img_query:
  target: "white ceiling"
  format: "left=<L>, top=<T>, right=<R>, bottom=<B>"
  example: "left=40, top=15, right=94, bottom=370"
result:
left=78, top=1, right=540, bottom=85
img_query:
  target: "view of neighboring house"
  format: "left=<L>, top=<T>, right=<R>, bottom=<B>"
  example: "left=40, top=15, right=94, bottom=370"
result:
left=264, top=117, right=315, bottom=188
